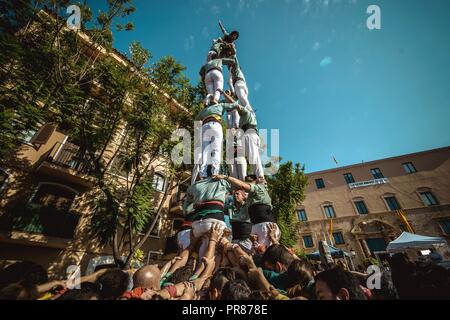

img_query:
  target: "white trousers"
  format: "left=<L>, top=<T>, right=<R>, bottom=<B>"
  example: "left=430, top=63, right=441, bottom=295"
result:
left=226, top=110, right=240, bottom=130
left=205, top=69, right=224, bottom=103
left=192, top=219, right=228, bottom=259
left=251, top=222, right=281, bottom=248
left=234, top=80, right=252, bottom=110
left=177, top=229, right=192, bottom=251
left=229, top=130, right=264, bottom=179
left=230, top=155, right=247, bottom=181
left=192, top=121, right=223, bottom=182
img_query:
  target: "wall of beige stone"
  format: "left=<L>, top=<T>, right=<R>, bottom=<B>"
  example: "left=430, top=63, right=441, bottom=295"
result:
left=296, top=148, right=450, bottom=266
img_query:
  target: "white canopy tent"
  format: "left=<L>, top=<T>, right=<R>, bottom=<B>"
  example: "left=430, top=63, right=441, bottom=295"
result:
left=387, top=232, right=448, bottom=253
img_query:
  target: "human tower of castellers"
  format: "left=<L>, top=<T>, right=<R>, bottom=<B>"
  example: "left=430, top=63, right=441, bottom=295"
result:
left=180, top=21, right=281, bottom=259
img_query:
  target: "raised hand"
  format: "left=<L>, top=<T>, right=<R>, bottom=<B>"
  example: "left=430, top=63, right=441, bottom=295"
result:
left=181, top=282, right=196, bottom=300
left=239, top=254, right=257, bottom=271
left=209, top=223, right=224, bottom=242
left=267, top=223, right=279, bottom=244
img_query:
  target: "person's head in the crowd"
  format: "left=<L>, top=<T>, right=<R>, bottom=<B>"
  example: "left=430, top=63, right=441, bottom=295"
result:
left=245, top=175, right=266, bottom=185
left=389, top=253, right=450, bottom=299
left=244, top=175, right=257, bottom=184
left=58, top=282, right=100, bottom=300
left=370, top=269, right=399, bottom=300
left=220, top=279, right=251, bottom=300
left=413, top=262, right=450, bottom=299
left=261, top=244, right=295, bottom=273
left=166, top=257, right=196, bottom=285
left=95, top=268, right=129, bottom=300
left=286, top=259, right=314, bottom=290
left=133, top=265, right=161, bottom=291
left=234, top=189, right=247, bottom=206
left=0, top=281, right=39, bottom=300
left=0, top=261, right=48, bottom=289
left=388, top=252, right=417, bottom=277
left=314, top=266, right=367, bottom=300
left=209, top=268, right=236, bottom=300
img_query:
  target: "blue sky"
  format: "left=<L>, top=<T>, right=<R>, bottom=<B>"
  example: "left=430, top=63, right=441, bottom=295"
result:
left=90, top=0, right=450, bottom=173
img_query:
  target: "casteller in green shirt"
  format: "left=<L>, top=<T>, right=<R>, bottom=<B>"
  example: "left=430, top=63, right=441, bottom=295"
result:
left=184, top=177, right=232, bottom=213
left=245, top=183, right=272, bottom=209
left=238, top=105, right=258, bottom=129
left=195, top=101, right=239, bottom=122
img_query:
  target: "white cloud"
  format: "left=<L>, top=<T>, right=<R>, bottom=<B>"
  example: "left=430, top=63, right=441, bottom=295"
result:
left=194, top=7, right=204, bottom=15
left=300, top=0, right=357, bottom=15
left=184, top=35, right=195, bottom=51
left=202, top=27, right=210, bottom=40
left=235, top=0, right=265, bottom=16
left=211, top=5, right=220, bottom=15
left=301, top=0, right=311, bottom=14
left=320, top=56, right=333, bottom=67
left=254, top=82, right=262, bottom=92
left=312, top=41, right=321, bottom=51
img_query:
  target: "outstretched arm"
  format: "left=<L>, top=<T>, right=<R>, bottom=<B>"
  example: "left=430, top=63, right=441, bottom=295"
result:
left=219, top=20, right=228, bottom=37
left=37, top=280, right=67, bottom=294
left=213, top=175, right=251, bottom=192
left=220, top=89, right=235, bottom=104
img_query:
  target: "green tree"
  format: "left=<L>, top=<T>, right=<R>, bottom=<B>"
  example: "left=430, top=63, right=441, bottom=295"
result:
left=63, top=41, right=195, bottom=268
left=0, top=0, right=135, bottom=164
left=0, top=1, right=197, bottom=268
left=267, top=162, right=308, bottom=248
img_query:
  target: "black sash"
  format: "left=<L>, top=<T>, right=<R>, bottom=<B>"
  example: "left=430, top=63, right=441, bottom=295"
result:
left=248, top=204, right=275, bottom=224
left=242, top=124, right=257, bottom=132
left=231, top=221, right=252, bottom=241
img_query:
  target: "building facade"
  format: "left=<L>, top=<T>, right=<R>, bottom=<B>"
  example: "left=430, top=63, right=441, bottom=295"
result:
left=295, top=147, right=450, bottom=267
left=0, top=11, right=188, bottom=278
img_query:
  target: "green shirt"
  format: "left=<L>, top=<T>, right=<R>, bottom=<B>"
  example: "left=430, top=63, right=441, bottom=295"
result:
left=184, top=178, right=232, bottom=209
left=246, top=183, right=272, bottom=208
left=210, top=39, right=237, bottom=58
left=225, top=196, right=251, bottom=223
left=195, top=102, right=239, bottom=122
left=238, top=105, right=258, bottom=128
left=262, top=269, right=288, bottom=292
left=182, top=201, right=194, bottom=216
left=231, top=65, right=246, bottom=83
left=201, top=58, right=235, bottom=76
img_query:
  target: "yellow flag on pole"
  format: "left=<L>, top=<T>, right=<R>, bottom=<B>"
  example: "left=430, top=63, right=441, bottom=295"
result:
left=328, top=218, right=334, bottom=244
left=396, top=209, right=415, bottom=233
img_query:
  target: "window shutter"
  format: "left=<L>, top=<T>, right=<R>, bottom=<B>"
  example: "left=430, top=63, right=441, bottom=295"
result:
left=30, top=123, right=56, bottom=145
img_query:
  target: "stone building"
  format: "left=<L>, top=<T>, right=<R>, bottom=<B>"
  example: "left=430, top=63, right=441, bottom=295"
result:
left=295, top=147, right=450, bottom=267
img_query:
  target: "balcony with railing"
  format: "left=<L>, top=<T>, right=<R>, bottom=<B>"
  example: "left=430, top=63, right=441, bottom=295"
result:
left=36, top=142, right=94, bottom=187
